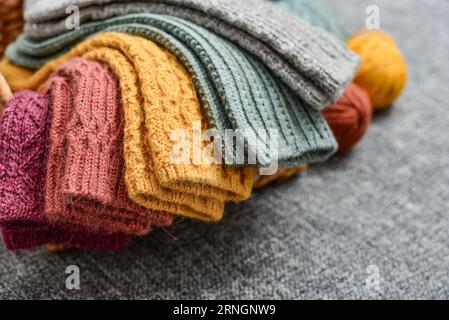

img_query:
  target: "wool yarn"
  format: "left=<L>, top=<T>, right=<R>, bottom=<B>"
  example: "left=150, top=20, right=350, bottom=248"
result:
left=348, top=29, right=408, bottom=110
left=21, top=0, right=359, bottom=110
left=0, top=90, right=129, bottom=251
left=0, top=0, right=23, bottom=57
left=44, top=58, right=173, bottom=235
left=322, top=83, right=372, bottom=153
left=253, top=164, right=308, bottom=189
left=268, top=0, right=348, bottom=39
left=4, top=15, right=338, bottom=168
left=0, top=72, right=12, bottom=114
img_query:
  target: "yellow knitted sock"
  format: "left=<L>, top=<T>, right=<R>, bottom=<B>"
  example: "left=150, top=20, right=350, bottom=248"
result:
left=85, top=47, right=227, bottom=221
left=1, top=33, right=253, bottom=221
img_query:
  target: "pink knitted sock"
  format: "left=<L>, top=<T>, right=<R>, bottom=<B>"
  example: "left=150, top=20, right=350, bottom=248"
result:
left=44, top=58, right=172, bottom=235
left=0, top=90, right=129, bottom=251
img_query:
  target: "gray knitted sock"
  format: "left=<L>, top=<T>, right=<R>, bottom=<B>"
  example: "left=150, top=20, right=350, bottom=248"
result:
left=22, top=0, right=359, bottom=110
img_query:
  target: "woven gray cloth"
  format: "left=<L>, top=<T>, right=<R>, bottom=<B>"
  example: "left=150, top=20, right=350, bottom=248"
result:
left=1, top=0, right=449, bottom=299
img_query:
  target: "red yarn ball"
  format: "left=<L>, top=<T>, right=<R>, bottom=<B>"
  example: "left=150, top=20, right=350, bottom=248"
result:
left=322, top=83, right=372, bottom=153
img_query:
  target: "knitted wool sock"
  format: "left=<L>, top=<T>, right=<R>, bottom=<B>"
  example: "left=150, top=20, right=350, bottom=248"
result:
left=0, top=90, right=129, bottom=251
left=4, top=16, right=338, bottom=167
left=4, top=32, right=253, bottom=221
left=22, top=0, right=359, bottom=110
left=45, top=58, right=173, bottom=235
left=90, top=35, right=252, bottom=221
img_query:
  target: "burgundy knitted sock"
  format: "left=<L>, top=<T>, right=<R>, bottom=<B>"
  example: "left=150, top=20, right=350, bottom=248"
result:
left=0, top=90, right=129, bottom=251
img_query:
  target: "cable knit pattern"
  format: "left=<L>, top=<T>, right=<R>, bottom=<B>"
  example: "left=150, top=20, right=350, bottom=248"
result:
left=0, top=58, right=34, bottom=87
left=21, top=0, right=359, bottom=110
left=2, top=17, right=338, bottom=168
left=6, top=33, right=253, bottom=221
left=0, top=90, right=129, bottom=250
left=44, top=58, right=173, bottom=235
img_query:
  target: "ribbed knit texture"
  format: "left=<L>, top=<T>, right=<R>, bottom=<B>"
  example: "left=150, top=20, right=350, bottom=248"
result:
left=2, top=16, right=338, bottom=168
left=21, top=0, right=359, bottom=110
left=2, top=32, right=254, bottom=221
left=44, top=58, right=173, bottom=235
left=0, top=90, right=129, bottom=251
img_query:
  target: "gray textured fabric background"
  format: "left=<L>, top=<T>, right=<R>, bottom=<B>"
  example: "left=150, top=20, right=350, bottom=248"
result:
left=1, top=0, right=448, bottom=299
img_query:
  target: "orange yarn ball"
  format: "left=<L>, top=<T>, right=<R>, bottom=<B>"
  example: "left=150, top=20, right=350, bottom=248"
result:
left=322, top=83, right=372, bottom=153
left=348, top=29, right=408, bottom=110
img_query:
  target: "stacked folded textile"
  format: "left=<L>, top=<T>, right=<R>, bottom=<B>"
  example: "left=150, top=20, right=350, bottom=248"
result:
left=0, top=0, right=406, bottom=251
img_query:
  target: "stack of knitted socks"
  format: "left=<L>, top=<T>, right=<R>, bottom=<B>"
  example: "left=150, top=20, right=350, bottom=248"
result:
left=0, top=0, right=370, bottom=251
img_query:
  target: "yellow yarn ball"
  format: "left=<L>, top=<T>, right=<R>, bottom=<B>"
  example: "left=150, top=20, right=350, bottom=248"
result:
left=348, top=29, right=407, bottom=110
